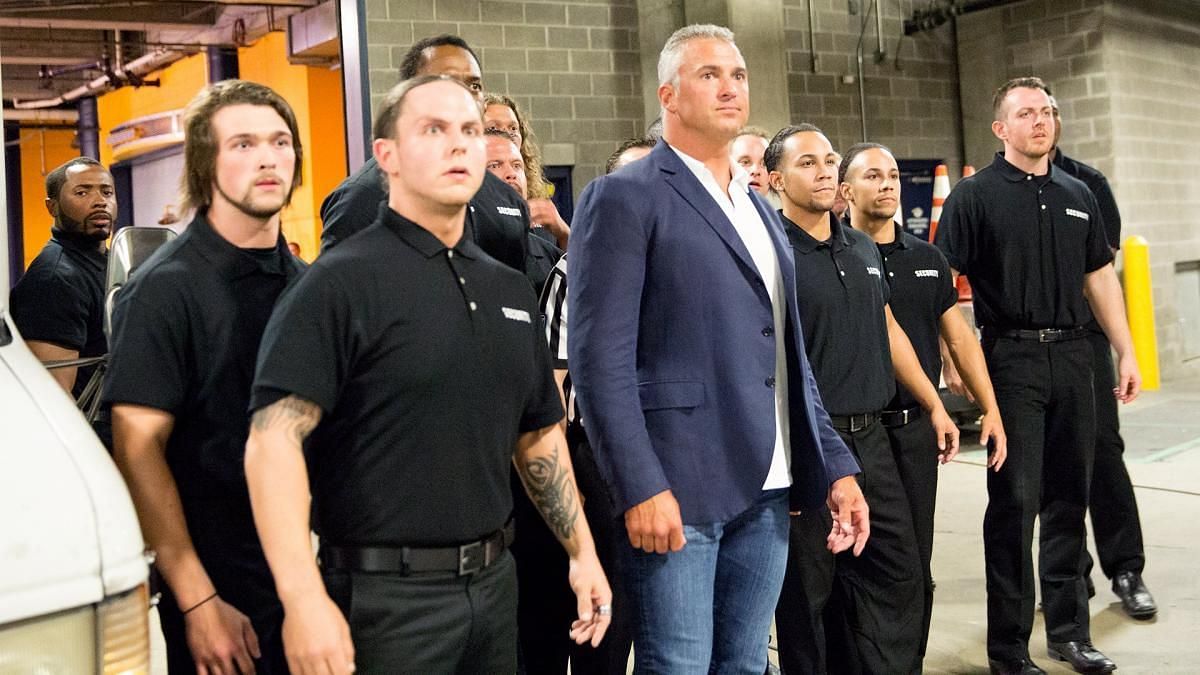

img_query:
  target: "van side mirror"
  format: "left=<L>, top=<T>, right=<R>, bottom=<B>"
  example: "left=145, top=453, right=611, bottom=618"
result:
left=104, top=227, right=177, bottom=340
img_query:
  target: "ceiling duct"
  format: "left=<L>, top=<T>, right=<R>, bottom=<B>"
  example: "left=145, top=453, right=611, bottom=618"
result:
left=286, top=0, right=337, bottom=66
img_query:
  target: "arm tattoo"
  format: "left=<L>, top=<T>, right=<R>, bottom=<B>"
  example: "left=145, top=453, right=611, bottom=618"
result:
left=517, top=443, right=579, bottom=541
left=251, top=395, right=321, bottom=445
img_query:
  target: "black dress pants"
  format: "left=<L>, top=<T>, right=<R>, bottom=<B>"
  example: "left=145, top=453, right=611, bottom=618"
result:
left=775, top=421, right=924, bottom=675
left=323, top=551, right=518, bottom=674
left=1077, top=331, right=1146, bottom=581
left=982, top=336, right=1095, bottom=662
left=511, top=426, right=634, bottom=675
left=886, top=413, right=939, bottom=660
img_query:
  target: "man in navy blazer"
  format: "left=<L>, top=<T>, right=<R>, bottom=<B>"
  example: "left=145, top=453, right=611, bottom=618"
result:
left=568, top=24, right=869, bottom=673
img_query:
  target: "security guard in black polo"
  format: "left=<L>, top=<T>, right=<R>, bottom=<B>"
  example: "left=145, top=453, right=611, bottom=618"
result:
left=840, top=142, right=1009, bottom=664
left=1048, top=98, right=1156, bottom=620
left=764, top=124, right=959, bottom=675
left=104, top=80, right=306, bottom=675
left=319, top=34, right=529, bottom=277
left=244, top=75, right=611, bottom=675
left=935, top=77, right=1140, bottom=675
left=11, top=157, right=115, bottom=445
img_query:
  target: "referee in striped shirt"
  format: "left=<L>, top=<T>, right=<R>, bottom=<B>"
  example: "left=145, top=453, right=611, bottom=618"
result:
left=535, top=138, right=654, bottom=674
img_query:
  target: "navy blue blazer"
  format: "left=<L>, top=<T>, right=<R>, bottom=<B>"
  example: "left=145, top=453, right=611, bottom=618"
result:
left=567, top=142, right=859, bottom=523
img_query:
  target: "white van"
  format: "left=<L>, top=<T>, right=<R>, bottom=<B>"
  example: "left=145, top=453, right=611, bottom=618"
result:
left=0, top=305, right=151, bottom=672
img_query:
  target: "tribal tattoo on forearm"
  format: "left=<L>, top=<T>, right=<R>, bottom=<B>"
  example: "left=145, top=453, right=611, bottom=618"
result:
left=518, top=443, right=579, bottom=541
left=251, top=395, right=321, bottom=445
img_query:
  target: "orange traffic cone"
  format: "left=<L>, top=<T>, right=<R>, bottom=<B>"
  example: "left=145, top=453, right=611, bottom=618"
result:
left=954, top=164, right=975, bottom=301
left=928, top=164, right=950, bottom=242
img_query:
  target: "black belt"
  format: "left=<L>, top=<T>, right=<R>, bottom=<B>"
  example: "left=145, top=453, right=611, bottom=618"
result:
left=829, top=411, right=881, bottom=433
left=984, top=327, right=1089, bottom=343
left=319, top=522, right=515, bottom=576
left=881, top=406, right=923, bottom=428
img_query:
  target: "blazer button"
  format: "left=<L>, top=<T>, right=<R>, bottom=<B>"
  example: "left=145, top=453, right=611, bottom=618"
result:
left=765, top=376, right=776, bottom=388
left=762, top=326, right=774, bottom=337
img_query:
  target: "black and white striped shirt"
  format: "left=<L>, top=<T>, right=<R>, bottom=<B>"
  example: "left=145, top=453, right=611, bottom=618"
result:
left=538, top=254, right=578, bottom=426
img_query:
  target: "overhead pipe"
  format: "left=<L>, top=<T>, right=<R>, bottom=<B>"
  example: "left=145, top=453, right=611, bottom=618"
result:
left=874, top=0, right=886, bottom=63
left=904, top=0, right=1027, bottom=36
left=807, top=0, right=818, bottom=72
left=2, top=108, right=79, bottom=123
left=11, top=47, right=193, bottom=109
left=854, top=0, right=879, bottom=141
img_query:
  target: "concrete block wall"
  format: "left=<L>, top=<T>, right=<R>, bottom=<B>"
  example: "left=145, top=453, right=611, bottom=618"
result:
left=959, top=0, right=1200, bottom=377
left=957, top=0, right=1109, bottom=172
left=781, top=0, right=963, bottom=174
left=363, top=0, right=643, bottom=193
left=1104, top=1, right=1200, bottom=375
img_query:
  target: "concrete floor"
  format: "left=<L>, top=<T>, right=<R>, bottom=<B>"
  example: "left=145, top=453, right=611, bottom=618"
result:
left=151, top=376, right=1200, bottom=674
left=915, top=375, right=1200, bottom=674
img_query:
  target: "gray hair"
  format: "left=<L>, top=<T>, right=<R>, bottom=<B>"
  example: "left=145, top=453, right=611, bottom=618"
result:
left=657, top=24, right=737, bottom=87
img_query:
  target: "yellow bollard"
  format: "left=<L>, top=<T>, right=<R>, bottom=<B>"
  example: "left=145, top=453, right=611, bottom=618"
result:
left=1122, top=235, right=1160, bottom=390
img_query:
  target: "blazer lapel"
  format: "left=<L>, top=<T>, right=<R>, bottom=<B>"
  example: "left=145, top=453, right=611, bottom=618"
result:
left=755, top=195, right=797, bottom=294
left=655, top=144, right=761, bottom=280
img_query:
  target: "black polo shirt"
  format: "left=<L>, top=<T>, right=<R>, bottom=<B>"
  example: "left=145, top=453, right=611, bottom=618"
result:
left=250, top=207, right=564, bottom=548
left=877, top=224, right=958, bottom=411
left=319, top=157, right=530, bottom=274
left=1053, top=149, right=1122, bottom=336
left=784, top=211, right=894, bottom=416
left=1053, top=150, right=1120, bottom=249
left=525, top=229, right=564, bottom=296
left=103, top=212, right=305, bottom=576
left=10, top=230, right=107, bottom=400
left=935, top=153, right=1112, bottom=330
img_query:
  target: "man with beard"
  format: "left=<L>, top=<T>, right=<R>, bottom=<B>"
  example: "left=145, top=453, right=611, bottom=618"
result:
left=936, top=77, right=1139, bottom=675
left=841, top=141, right=1007, bottom=665
left=11, top=157, right=115, bottom=442
left=765, top=124, right=959, bottom=675
left=103, top=80, right=305, bottom=674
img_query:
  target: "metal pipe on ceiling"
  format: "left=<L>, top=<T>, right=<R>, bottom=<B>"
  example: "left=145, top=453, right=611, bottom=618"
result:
left=11, top=46, right=194, bottom=109
left=903, top=0, right=1027, bottom=36
left=2, top=108, right=79, bottom=122
left=807, top=0, right=818, bottom=72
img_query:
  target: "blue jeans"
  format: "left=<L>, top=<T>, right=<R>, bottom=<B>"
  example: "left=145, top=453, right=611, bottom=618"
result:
left=622, top=488, right=790, bottom=674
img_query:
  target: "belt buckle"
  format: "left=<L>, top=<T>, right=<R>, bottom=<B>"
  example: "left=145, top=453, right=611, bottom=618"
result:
left=458, top=540, right=484, bottom=575
left=898, top=409, right=911, bottom=425
left=850, top=413, right=866, bottom=432
left=1037, top=329, right=1056, bottom=342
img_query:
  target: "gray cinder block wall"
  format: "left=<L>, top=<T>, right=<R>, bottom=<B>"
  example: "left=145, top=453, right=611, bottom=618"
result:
left=781, top=0, right=963, bottom=175
left=364, top=0, right=643, bottom=193
left=959, top=0, right=1200, bottom=378
left=362, top=0, right=1198, bottom=376
left=364, top=0, right=966, bottom=192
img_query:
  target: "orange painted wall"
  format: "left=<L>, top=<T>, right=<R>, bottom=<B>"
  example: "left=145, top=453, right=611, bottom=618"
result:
left=239, top=32, right=347, bottom=262
left=18, top=128, right=79, bottom=269
left=97, top=52, right=208, bottom=169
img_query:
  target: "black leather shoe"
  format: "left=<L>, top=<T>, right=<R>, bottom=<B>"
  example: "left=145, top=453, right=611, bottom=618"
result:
left=1113, top=570, right=1157, bottom=619
left=988, top=657, right=1047, bottom=675
left=1047, top=641, right=1117, bottom=673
